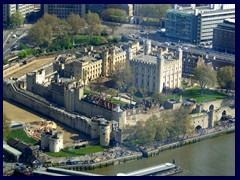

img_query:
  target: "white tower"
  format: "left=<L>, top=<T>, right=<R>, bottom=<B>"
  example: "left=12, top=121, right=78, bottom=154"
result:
left=156, top=55, right=165, bottom=93
left=143, top=39, right=151, bottom=55
left=127, top=47, right=133, bottom=60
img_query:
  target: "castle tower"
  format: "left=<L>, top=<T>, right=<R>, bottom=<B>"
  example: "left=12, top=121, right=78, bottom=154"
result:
left=127, top=46, right=133, bottom=60
left=26, top=72, right=36, bottom=92
left=64, top=87, right=75, bottom=112
left=208, top=105, right=215, bottom=128
left=176, top=47, right=183, bottom=61
left=143, top=39, right=151, bottom=55
left=102, top=50, right=109, bottom=76
left=99, top=121, right=112, bottom=147
left=91, top=118, right=100, bottom=139
left=35, top=69, right=46, bottom=84
left=110, top=47, right=116, bottom=73
left=156, top=55, right=165, bottom=93
left=64, top=81, right=84, bottom=112
left=26, top=69, right=46, bottom=92
left=176, top=47, right=183, bottom=88
left=49, top=132, right=64, bottom=153
left=40, top=132, right=51, bottom=150
left=112, top=105, right=126, bottom=129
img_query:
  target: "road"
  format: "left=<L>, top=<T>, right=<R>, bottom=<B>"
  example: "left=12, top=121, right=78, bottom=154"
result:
left=3, top=56, right=56, bottom=78
left=115, top=23, right=235, bottom=63
left=3, top=24, right=32, bottom=59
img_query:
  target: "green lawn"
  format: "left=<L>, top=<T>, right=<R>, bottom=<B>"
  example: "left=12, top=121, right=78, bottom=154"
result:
left=181, top=86, right=228, bottom=103
left=74, top=36, right=108, bottom=45
left=8, top=129, right=39, bottom=145
left=110, top=98, right=128, bottom=107
left=46, top=146, right=106, bottom=157
left=74, top=35, right=90, bottom=44
left=182, top=81, right=189, bottom=89
left=132, top=86, right=228, bottom=103
left=84, top=89, right=128, bottom=106
left=84, top=89, right=91, bottom=95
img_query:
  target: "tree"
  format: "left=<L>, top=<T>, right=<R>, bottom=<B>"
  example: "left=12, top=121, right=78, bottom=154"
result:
left=3, top=59, right=9, bottom=65
left=217, top=66, right=235, bottom=93
left=128, top=86, right=137, bottom=104
left=139, top=88, right=148, bottom=99
left=66, top=13, right=86, bottom=45
left=141, top=4, right=171, bottom=24
left=112, top=61, right=133, bottom=92
left=27, top=13, right=63, bottom=47
left=41, top=13, right=63, bottom=33
left=153, top=92, right=165, bottom=105
left=101, top=8, right=128, bottom=23
left=10, top=10, right=25, bottom=27
left=106, top=88, right=117, bottom=99
left=172, top=107, right=194, bottom=139
left=145, top=115, right=168, bottom=142
left=104, top=22, right=122, bottom=35
left=193, top=64, right=217, bottom=95
left=28, top=20, right=50, bottom=47
left=3, top=114, right=11, bottom=140
left=93, top=77, right=106, bottom=95
left=85, top=12, right=102, bottom=40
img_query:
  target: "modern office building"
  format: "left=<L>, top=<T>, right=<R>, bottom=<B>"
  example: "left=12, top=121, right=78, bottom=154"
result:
left=212, top=19, right=235, bottom=54
left=43, top=4, right=86, bottom=19
left=165, top=4, right=235, bottom=44
left=16, top=4, right=35, bottom=17
left=3, top=4, right=16, bottom=26
left=3, top=4, right=37, bottom=26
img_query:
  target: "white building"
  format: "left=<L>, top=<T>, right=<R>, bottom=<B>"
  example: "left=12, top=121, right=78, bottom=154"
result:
left=129, top=39, right=182, bottom=93
left=41, top=129, right=64, bottom=153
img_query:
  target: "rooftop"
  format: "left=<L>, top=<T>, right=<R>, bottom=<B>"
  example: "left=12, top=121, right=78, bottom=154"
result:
left=168, top=6, right=235, bottom=16
left=119, top=163, right=176, bottom=176
left=134, top=54, right=158, bottom=64
left=3, top=144, right=22, bottom=156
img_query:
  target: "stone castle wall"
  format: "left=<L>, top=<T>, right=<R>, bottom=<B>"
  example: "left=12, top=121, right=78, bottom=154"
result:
left=75, top=100, right=126, bottom=129
left=3, top=81, right=92, bottom=136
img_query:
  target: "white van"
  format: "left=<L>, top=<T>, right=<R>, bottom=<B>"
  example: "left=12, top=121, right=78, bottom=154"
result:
left=12, top=34, right=17, bottom=38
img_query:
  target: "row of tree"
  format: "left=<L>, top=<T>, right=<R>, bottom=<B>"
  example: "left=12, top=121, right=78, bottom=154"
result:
left=27, top=12, right=102, bottom=48
left=101, top=8, right=128, bottom=23
left=123, top=107, right=194, bottom=146
left=112, top=60, right=235, bottom=99
left=193, top=63, right=235, bottom=94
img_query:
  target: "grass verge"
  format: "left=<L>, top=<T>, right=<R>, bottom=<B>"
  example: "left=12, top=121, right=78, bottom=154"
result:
left=8, top=129, right=39, bottom=145
left=46, top=146, right=106, bottom=157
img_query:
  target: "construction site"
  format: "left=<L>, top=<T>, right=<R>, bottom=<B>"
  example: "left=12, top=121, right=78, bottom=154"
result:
left=25, top=120, right=57, bottom=140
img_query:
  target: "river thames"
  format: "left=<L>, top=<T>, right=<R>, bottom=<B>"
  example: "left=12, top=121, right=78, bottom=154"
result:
left=87, top=133, right=235, bottom=176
